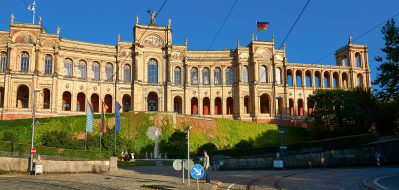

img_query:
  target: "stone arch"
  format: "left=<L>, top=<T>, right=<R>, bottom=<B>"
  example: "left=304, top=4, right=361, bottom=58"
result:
left=244, top=95, right=250, bottom=114
left=333, top=72, right=339, bottom=88
left=305, top=70, right=312, bottom=87
left=357, top=73, right=364, bottom=88
left=259, top=65, right=267, bottom=83
left=323, top=71, right=330, bottom=88
left=147, top=92, right=158, bottom=111
left=298, top=99, right=304, bottom=116
left=214, top=97, right=222, bottom=115
left=355, top=52, right=362, bottom=68
left=289, top=99, right=294, bottom=116
left=191, top=97, right=198, bottom=115
left=287, top=69, right=293, bottom=87
left=77, top=92, right=86, bottom=112
left=174, top=96, right=182, bottom=114
left=342, top=72, right=349, bottom=89
left=260, top=93, right=270, bottom=114
left=122, top=94, right=131, bottom=112
left=226, top=97, right=233, bottom=115
left=147, top=58, right=158, bottom=84
left=104, top=94, right=112, bottom=113
left=42, top=88, right=50, bottom=109
left=296, top=70, right=303, bottom=87
left=315, top=71, right=321, bottom=88
left=307, top=97, right=313, bottom=116
left=0, top=87, right=4, bottom=108
left=16, top=84, right=29, bottom=108
left=341, top=55, right=349, bottom=66
left=91, top=93, right=100, bottom=112
left=275, top=67, right=282, bottom=85
left=62, top=91, right=72, bottom=111
left=203, top=97, right=210, bottom=115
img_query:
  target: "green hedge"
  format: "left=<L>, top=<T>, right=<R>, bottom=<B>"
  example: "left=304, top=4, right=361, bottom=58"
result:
left=212, top=133, right=379, bottom=157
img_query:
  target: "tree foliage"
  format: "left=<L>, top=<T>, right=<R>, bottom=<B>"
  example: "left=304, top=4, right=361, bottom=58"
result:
left=373, top=19, right=399, bottom=101
left=308, top=89, right=378, bottom=139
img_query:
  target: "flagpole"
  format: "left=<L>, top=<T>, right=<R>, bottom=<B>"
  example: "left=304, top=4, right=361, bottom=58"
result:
left=100, top=101, right=103, bottom=152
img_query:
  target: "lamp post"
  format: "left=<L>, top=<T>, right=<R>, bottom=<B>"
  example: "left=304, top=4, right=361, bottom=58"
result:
left=30, top=88, right=41, bottom=174
left=276, top=96, right=285, bottom=168
left=186, top=125, right=192, bottom=186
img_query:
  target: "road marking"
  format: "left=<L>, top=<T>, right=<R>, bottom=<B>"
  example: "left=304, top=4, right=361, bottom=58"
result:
left=374, top=174, right=397, bottom=190
left=227, top=183, right=235, bottom=190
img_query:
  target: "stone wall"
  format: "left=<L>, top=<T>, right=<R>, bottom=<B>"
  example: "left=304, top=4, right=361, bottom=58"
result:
left=0, top=157, right=118, bottom=173
left=218, top=140, right=399, bottom=170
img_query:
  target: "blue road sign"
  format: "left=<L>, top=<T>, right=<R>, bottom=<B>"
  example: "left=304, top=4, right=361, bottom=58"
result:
left=375, top=152, right=381, bottom=159
left=191, top=164, right=205, bottom=179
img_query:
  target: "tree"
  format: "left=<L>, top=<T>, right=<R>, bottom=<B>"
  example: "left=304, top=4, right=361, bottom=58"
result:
left=373, top=19, right=399, bottom=101
left=308, top=89, right=378, bottom=139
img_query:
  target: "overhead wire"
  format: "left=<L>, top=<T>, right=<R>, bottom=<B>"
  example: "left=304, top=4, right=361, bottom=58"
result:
left=313, top=10, right=399, bottom=64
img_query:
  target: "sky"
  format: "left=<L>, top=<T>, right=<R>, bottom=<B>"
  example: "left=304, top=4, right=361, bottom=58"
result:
left=1, top=0, right=399, bottom=89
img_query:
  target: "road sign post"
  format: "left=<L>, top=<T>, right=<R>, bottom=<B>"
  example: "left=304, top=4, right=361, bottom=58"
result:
left=191, top=164, right=205, bottom=190
left=375, top=152, right=381, bottom=167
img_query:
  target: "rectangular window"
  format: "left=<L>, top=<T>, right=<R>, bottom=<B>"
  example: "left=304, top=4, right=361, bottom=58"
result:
left=45, top=57, right=52, bottom=74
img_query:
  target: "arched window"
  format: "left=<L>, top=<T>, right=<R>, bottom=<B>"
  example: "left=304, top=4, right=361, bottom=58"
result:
left=148, top=59, right=158, bottom=84
left=174, top=66, right=181, bottom=84
left=276, top=67, right=282, bottom=85
left=124, top=64, right=131, bottom=82
left=342, top=55, right=349, bottom=67
left=259, top=66, right=267, bottom=83
left=20, top=52, right=29, bottom=72
left=16, top=85, right=29, bottom=108
left=92, top=61, right=100, bottom=80
left=64, top=58, right=73, bottom=77
left=242, top=66, right=248, bottom=83
left=355, top=53, right=361, bottom=68
left=202, top=67, right=210, bottom=85
left=315, top=71, right=321, bottom=88
left=44, top=55, right=53, bottom=74
left=287, top=70, right=293, bottom=87
left=226, top=67, right=233, bottom=85
left=333, top=72, right=339, bottom=88
left=296, top=70, right=302, bottom=87
left=78, top=60, right=87, bottom=79
left=305, top=70, right=312, bottom=87
left=105, top=63, right=113, bottom=81
left=357, top=74, right=363, bottom=88
left=62, top=91, right=72, bottom=111
left=214, top=67, right=222, bottom=85
left=1, top=52, right=7, bottom=73
left=324, top=72, right=330, bottom=88
left=191, top=67, right=198, bottom=84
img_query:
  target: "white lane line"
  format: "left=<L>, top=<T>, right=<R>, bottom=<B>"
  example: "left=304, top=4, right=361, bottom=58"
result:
left=227, top=183, right=235, bottom=190
left=374, top=175, right=396, bottom=190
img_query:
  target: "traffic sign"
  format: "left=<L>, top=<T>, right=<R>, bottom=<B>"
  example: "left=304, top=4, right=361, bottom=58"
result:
left=375, top=152, right=381, bottom=159
left=279, top=146, right=287, bottom=150
left=173, top=159, right=182, bottom=171
left=191, top=164, right=205, bottom=179
left=273, top=159, right=284, bottom=168
left=31, top=147, right=36, bottom=155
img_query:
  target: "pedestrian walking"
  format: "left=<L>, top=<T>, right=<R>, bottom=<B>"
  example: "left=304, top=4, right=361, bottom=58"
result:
left=203, top=150, right=211, bottom=184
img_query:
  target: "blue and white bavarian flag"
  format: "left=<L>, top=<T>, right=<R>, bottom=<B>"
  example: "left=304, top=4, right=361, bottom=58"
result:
left=28, top=1, right=36, bottom=14
left=86, top=99, right=94, bottom=133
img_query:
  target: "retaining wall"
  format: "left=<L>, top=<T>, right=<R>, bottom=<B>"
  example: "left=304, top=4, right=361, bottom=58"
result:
left=0, top=157, right=118, bottom=173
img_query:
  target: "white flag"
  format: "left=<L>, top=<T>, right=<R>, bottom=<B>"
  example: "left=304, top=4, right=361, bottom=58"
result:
left=28, top=1, right=36, bottom=14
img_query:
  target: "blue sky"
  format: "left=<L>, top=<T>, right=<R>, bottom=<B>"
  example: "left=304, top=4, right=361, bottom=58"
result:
left=1, top=0, right=399, bottom=89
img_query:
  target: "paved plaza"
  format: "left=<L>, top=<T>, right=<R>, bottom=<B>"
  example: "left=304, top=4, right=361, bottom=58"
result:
left=0, top=166, right=398, bottom=190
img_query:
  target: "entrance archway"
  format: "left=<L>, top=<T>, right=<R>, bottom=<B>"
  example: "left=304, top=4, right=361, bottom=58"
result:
left=104, top=94, right=112, bottom=113
left=244, top=96, right=250, bottom=114
left=226, top=97, right=233, bottom=115
left=122, top=94, right=131, bottom=112
left=174, top=96, right=182, bottom=114
left=147, top=92, right=158, bottom=111
left=214, top=97, right=222, bottom=115
left=203, top=97, right=210, bottom=115
left=16, top=85, right=29, bottom=108
left=43, top=88, right=50, bottom=109
left=76, top=92, right=85, bottom=112
left=260, top=94, right=270, bottom=114
left=191, top=97, right=198, bottom=115
left=91, top=93, right=99, bottom=112
left=62, top=91, right=71, bottom=111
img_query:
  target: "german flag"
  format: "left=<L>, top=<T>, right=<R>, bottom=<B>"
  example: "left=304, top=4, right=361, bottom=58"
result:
left=257, top=21, right=269, bottom=31
left=101, top=100, right=108, bottom=133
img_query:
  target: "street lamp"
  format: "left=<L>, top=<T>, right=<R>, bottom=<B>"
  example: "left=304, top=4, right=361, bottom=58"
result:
left=30, top=88, right=41, bottom=174
left=186, top=125, right=192, bottom=186
left=276, top=96, right=285, bottom=168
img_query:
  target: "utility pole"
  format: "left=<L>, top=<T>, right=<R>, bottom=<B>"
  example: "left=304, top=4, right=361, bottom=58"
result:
left=29, top=89, right=41, bottom=174
left=186, top=125, right=192, bottom=187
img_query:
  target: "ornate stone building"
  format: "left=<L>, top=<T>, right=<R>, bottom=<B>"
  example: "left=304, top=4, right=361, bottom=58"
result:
left=0, top=15, right=371, bottom=121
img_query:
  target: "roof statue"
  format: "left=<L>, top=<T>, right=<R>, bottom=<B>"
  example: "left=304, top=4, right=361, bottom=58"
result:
left=147, top=9, right=156, bottom=25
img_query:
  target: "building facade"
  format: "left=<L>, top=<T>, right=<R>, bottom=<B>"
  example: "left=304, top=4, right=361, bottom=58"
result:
left=0, top=15, right=371, bottom=121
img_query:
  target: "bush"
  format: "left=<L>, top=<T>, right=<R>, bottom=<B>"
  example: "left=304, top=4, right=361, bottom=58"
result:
left=197, top=142, right=218, bottom=156
left=233, top=140, right=253, bottom=149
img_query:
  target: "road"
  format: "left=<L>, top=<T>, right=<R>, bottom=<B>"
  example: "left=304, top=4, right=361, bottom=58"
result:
left=0, top=166, right=397, bottom=190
